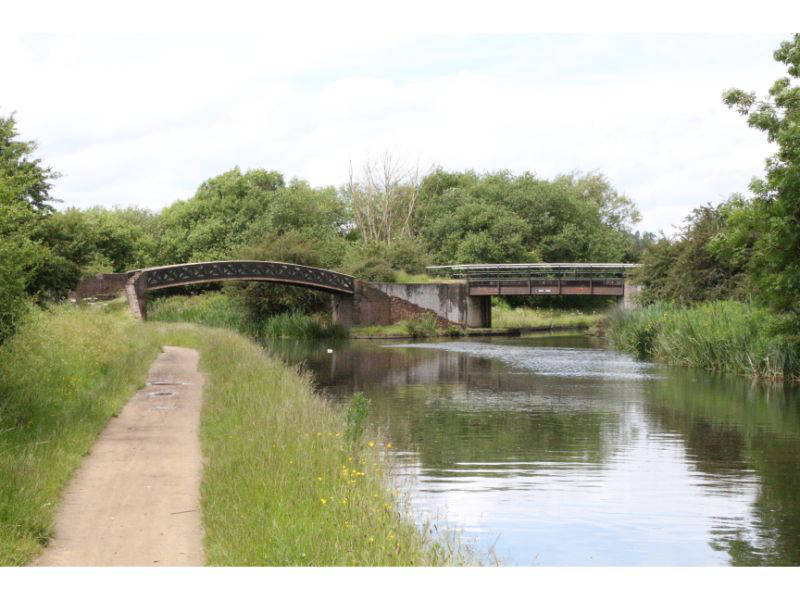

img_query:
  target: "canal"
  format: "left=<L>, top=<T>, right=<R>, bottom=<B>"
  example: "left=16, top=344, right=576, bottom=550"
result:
left=266, top=334, right=800, bottom=566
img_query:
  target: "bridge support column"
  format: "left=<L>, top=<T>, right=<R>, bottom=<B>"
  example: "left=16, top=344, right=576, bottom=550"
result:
left=125, top=271, right=149, bottom=320
left=331, top=294, right=356, bottom=327
left=618, top=281, right=642, bottom=310
left=467, top=295, right=491, bottom=328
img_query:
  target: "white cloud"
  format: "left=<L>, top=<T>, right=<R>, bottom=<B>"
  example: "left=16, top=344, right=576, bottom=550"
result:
left=1, top=34, right=788, bottom=231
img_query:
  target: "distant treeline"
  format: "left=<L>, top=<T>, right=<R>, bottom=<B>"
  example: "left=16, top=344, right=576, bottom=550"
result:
left=0, top=114, right=652, bottom=343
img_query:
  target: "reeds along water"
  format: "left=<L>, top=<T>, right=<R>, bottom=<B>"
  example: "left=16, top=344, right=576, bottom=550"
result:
left=607, top=300, right=800, bottom=382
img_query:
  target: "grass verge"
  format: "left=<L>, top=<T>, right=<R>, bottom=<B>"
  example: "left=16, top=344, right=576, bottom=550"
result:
left=606, top=300, right=800, bottom=382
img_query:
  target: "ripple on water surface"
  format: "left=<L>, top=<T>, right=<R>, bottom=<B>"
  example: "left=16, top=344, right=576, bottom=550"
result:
left=266, top=335, right=800, bottom=566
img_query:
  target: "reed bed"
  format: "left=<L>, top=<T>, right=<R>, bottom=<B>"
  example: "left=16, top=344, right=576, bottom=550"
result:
left=607, top=301, right=800, bottom=382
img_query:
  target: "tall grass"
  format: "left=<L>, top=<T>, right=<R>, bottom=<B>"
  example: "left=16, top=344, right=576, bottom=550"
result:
left=0, top=306, right=162, bottom=565
left=607, top=300, right=800, bottom=381
left=491, top=299, right=603, bottom=330
left=261, top=311, right=346, bottom=340
left=149, top=292, right=345, bottom=339
left=161, top=325, right=458, bottom=565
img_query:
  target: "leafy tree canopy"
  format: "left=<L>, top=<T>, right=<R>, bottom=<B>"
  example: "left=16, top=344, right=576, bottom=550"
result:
left=723, top=34, right=800, bottom=317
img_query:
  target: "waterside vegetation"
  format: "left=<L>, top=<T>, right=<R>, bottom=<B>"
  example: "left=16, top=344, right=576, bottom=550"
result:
left=606, top=301, right=800, bottom=382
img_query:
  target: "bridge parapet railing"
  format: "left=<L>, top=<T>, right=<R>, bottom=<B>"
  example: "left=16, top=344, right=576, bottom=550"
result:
left=427, top=264, right=639, bottom=297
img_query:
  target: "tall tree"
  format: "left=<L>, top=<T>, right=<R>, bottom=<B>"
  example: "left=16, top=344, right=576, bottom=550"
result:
left=723, top=34, right=800, bottom=318
left=0, top=113, right=60, bottom=341
left=0, top=113, right=58, bottom=212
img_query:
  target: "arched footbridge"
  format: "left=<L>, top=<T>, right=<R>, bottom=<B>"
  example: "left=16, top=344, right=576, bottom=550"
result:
left=124, top=260, right=354, bottom=319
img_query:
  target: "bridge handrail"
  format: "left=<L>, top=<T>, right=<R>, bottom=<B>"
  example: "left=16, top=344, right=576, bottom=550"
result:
left=426, top=263, right=641, bottom=279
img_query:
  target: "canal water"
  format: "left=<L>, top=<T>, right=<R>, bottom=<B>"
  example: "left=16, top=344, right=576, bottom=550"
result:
left=266, top=334, right=800, bottom=566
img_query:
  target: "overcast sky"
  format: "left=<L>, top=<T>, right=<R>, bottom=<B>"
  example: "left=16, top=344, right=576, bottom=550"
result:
left=1, top=33, right=790, bottom=234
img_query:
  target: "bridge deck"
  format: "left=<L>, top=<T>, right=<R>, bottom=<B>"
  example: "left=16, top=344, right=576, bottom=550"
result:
left=427, top=263, right=639, bottom=297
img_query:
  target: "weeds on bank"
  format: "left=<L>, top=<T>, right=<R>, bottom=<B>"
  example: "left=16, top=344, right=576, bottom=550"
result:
left=606, top=300, right=800, bottom=382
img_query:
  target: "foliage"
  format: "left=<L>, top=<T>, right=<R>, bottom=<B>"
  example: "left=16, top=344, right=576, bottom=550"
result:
left=607, top=301, right=800, bottom=381
left=404, top=314, right=438, bottom=338
left=415, top=169, right=642, bottom=266
left=722, top=34, right=800, bottom=321
left=148, top=292, right=258, bottom=337
left=345, top=153, right=419, bottom=244
left=636, top=201, right=750, bottom=305
left=0, top=113, right=58, bottom=212
left=232, top=228, right=348, bottom=319
left=345, top=392, right=370, bottom=444
left=148, top=292, right=345, bottom=340
left=261, top=311, right=346, bottom=339
left=490, top=299, right=603, bottom=331
left=156, top=169, right=347, bottom=265
left=0, top=114, right=63, bottom=321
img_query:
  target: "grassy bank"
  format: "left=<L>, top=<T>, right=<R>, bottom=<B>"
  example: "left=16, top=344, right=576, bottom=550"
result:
left=491, top=300, right=603, bottom=330
left=0, top=304, right=162, bottom=565
left=0, top=304, right=456, bottom=565
left=149, top=292, right=345, bottom=339
left=606, top=300, right=800, bottom=382
left=162, top=325, right=455, bottom=565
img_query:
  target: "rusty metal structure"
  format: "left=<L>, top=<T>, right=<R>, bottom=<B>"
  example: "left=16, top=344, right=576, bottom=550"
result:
left=125, top=261, right=354, bottom=319
left=136, top=260, right=355, bottom=294
left=426, top=263, right=640, bottom=297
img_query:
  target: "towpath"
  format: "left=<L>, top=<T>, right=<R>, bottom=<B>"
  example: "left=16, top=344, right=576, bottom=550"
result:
left=35, top=346, right=206, bottom=566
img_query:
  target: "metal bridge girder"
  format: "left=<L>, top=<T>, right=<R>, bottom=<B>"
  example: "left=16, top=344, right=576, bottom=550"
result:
left=135, top=260, right=355, bottom=295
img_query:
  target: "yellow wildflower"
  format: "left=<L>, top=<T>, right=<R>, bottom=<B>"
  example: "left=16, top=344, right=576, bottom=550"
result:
left=367, top=441, right=375, bottom=448
left=320, top=498, right=327, bottom=505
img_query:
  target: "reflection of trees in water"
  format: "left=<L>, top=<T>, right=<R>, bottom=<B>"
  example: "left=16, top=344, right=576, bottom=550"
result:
left=645, top=374, right=800, bottom=565
left=268, top=338, right=800, bottom=565
left=268, top=339, right=632, bottom=475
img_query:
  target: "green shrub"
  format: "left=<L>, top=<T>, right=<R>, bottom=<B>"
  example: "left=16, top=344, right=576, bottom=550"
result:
left=404, top=314, right=437, bottom=338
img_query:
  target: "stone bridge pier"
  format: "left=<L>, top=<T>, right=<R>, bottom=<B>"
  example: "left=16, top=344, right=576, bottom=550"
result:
left=332, top=281, right=490, bottom=329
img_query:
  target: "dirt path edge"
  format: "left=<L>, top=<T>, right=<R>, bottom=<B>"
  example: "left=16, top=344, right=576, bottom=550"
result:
left=34, top=346, right=206, bottom=566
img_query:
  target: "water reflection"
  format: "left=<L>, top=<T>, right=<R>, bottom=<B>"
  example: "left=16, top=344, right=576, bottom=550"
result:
left=266, top=335, right=800, bottom=566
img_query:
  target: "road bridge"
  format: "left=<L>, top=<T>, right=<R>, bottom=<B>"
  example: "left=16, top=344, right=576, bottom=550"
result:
left=427, top=263, right=640, bottom=297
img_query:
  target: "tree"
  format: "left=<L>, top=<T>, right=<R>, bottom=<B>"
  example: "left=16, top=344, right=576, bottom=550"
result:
left=636, top=201, right=749, bottom=305
left=723, top=34, right=800, bottom=318
left=0, top=113, right=61, bottom=340
left=0, top=113, right=58, bottom=212
left=346, top=152, right=420, bottom=244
